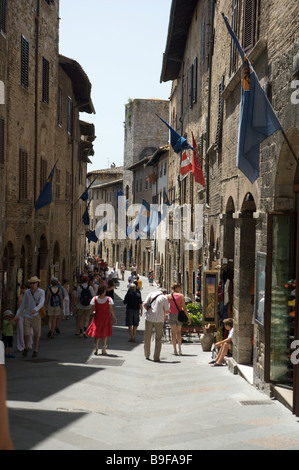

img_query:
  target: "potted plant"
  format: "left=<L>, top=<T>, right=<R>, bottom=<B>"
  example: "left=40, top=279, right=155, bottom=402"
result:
left=181, top=302, right=203, bottom=335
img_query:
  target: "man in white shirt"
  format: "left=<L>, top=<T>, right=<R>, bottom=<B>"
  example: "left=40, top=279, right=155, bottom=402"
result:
left=0, top=340, right=13, bottom=449
left=143, top=288, right=169, bottom=362
left=16, top=276, right=45, bottom=358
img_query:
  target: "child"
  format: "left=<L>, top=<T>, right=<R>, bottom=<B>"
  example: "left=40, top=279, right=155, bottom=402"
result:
left=210, top=318, right=234, bottom=367
left=2, top=310, right=15, bottom=358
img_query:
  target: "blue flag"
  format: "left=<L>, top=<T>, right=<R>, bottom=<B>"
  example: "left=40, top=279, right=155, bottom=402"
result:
left=35, top=161, right=58, bottom=210
left=222, top=14, right=282, bottom=183
left=156, top=114, right=195, bottom=154
left=86, top=230, right=98, bottom=244
left=82, top=203, right=90, bottom=226
left=117, top=187, right=124, bottom=198
left=80, top=177, right=97, bottom=202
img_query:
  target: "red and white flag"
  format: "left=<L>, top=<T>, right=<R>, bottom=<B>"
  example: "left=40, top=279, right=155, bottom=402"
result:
left=192, top=132, right=206, bottom=187
left=180, top=152, right=192, bottom=180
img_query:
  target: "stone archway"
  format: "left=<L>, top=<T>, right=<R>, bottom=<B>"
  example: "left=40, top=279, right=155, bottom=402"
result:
left=233, top=192, right=257, bottom=365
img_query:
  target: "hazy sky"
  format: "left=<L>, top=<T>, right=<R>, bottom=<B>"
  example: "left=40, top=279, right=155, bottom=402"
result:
left=59, top=0, right=172, bottom=171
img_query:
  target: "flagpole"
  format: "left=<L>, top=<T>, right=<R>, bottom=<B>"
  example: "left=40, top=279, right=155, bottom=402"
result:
left=281, top=130, right=298, bottom=164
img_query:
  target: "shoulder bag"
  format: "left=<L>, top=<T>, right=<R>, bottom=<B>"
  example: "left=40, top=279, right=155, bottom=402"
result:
left=172, top=294, right=188, bottom=323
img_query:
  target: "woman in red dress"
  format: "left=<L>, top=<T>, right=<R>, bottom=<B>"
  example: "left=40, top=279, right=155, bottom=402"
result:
left=87, top=285, right=117, bottom=355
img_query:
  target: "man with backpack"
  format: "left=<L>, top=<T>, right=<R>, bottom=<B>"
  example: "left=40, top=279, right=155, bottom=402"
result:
left=76, top=275, right=95, bottom=337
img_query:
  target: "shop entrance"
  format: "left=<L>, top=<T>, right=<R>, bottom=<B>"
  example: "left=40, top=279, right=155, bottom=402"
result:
left=265, top=129, right=299, bottom=415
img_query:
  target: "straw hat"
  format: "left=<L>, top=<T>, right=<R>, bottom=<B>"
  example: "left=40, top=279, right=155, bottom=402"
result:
left=28, top=276, right=40, bottom=283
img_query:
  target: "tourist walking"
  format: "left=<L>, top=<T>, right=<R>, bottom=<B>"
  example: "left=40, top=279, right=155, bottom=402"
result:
left=123, top=283, right=143, bottom=342
left=87, top=285, right=117, bottom=355
left=45, top=277, right=64, bottom=338
left=16, top=284, right=33, bottom=352
left=16, top=276, right=45, bottom=358
left=143, top=288, right=170, bottom=362
left=62, top=279, right=71, bottom=320
left=2, top=310, right=16, bottom=358
left=76, top=275, right=95, bottom=337
left=106, top=279, right=115, bottom=301
left=121, top=264, right=126, bottom=281
left=168, top=283, right=191, bottom=356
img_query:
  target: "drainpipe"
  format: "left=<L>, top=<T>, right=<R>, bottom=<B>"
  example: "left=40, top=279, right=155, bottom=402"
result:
left=205, top=0, right=216, bottom=207
left=34, top=0, right=40, bottom=204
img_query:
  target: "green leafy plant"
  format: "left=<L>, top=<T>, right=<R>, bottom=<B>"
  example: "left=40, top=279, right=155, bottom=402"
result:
left=185, top=303, right=203, bottom=326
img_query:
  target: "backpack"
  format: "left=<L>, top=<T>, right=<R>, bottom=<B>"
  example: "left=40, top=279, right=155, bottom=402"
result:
left=49, top=287, right=60, bottom=307
left=80, top=285, right=92, bottom=306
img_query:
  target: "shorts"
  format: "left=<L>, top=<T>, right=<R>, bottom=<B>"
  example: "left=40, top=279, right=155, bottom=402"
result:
left=126, top=309, right=140, bottom=327
left=76, top=307, right=92, bottom=317
left=47, top=305, right=61, bottom=317
left=24, top=315, right=41, bottom=338
left=2, top=335, right=13, bottom=348
left=168, top=313, right=183, bottom=326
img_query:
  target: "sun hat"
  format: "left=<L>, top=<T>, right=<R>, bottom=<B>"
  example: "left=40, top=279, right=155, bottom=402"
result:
left=28, top=276, right=40, bottom=283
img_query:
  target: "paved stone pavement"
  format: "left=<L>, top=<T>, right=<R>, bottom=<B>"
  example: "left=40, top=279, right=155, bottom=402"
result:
left=5, top=273, right=299, bottom=451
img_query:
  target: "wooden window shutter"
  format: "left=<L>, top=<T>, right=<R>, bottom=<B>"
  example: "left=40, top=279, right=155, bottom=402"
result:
left=0, top=118, right=4, bottom=165
left=193, top=57, right=198, bottom=104
left=21, top=35, right=29, bottom=89
left=67, top=96, right=72, bottom=135
left=243, top=0, right=256, bottom=53
left=189, top=63, right=194, bottom=109
left=229, top=0, right=239, bottom=76
left=214, top=76, right=225, bottom=152
left=0, top=0, right=6, bottom=34
left=58, top=86, right=63, bottom=126
left=42, top=57, right=50, bottom=104
left=19, top=149, right=28, bottom=200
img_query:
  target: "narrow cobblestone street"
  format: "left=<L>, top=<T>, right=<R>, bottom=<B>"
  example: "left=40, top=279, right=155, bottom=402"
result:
left=4, top=273, right=299, bottom=451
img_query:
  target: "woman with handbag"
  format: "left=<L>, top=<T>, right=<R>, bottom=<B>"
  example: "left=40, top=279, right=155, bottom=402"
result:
left=167, top=283, right=191, bottom=355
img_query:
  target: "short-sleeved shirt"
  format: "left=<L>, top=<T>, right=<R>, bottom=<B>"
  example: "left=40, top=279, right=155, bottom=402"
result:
left=144, top=292, right=169, bottom=323
left=0, top=341, right=5, bottom=364
left=124, top=291, right=142, bottom=310
left=90, top=296, right=114, bottom=306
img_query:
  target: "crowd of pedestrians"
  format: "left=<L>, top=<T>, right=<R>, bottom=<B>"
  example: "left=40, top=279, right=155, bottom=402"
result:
left=0, top=256, right=233, bottom=365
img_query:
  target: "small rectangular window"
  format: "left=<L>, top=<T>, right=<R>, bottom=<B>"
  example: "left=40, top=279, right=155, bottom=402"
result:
left=42, top=57, right=50, bottom=104
left=21, top=35, right=29, bottom=89
left=19, top=149, right=28, bottom=200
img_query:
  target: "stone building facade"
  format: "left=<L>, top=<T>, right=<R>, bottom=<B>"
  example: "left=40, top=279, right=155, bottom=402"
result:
left=121, top=99, right=170, bottom=270
left=160, top=0, right=299, bottom=414
left=0, top=0, right=95, bottom=310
